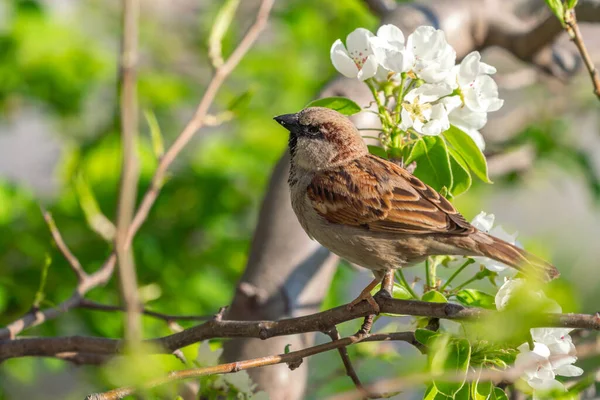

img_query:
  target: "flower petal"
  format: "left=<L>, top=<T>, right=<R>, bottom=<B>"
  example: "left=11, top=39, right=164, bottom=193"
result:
left=458, top=52, right=480, bottom=84
left=471, top=211, right=495, bottom=232
left=399, top=108, right=413, bottom=130
left=377, top=24, right=405, bottom=46
left=449, top=107, right=487, bottom=131
left=357, top=55, right=378, bottom=80
left=346, top=28, right=374, bottom=53
left=554, top=364, right=584, bottom=377
left=330, top=39, right=359, bottom=78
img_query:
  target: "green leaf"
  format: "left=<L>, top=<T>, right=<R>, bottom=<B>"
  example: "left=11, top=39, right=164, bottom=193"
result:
left=455, top=289, right=496, bottom=310
left=422, top=290, right=447, bottom=303
left=566, top=374, right=596, bottom=395
left=432, top=338, right=471, bottom=397
left=33, top=254, right=51, bottom=308
left=565, top=0, right=578, bottom=9
left=143, top=109, right=164, bottom=158
left=74, top=174, right=116, bottom=241
left=405, top=136, right=453, bottom=193
left=444, top=125, right=491, bottom=184
left=490, top=388, right=508, bottom=400
left=208, top=0, right=240, bottom=68
left=392, top=283, right=413, bottom=299
left=305, top=97, right=362, bottom=116
left=415, top=328, right=438, bottom=345
left=424, top=384, right=452, bottom=400
left=448, top=151, right=472, bottom=197
left=454, top=383, right=470, bottom=400
left=544, top=0, right=565, bottom=21
left=367, top=145, right=388, bottom=159
left=472, top=381, right=493, bottom=400
left=284, top=344, right=291, bottom=354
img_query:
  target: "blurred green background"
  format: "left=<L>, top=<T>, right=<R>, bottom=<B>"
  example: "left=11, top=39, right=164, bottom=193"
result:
left=1, top=0, right=599, bottom=399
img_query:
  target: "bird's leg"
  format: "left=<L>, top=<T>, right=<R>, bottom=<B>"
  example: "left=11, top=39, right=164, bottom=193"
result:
left=375, top=270, right=394, bottom=299
left=347, top=278, right=380, bottom=313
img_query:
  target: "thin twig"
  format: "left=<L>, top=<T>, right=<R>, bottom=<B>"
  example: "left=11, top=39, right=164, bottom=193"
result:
left=564, top=8, right=600, bottom=101
left=77, top=299, right=213, bottom=322
left=124, top=0, right=275, bottom=248
left=116, top=0, right=142, bottom=345
left=1, top=299, right=597, bottom=361
left=327, top=327, right=378, bottom=400
left=41, top=209, right=87, bottom=282
left=0, top=0, right=275, bottom=341
left=84, top=332, right=415, bottom=400
left=0, top=254, right=117, bottom=340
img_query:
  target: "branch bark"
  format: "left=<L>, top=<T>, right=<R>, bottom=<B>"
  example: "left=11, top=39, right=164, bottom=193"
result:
left=85, top=331, right=416, bottom=400
left=116, top=0, right=142, bottom=345
left=2, top=298, right=598, bottom=361
left=564, top=8, right=600, bottom=100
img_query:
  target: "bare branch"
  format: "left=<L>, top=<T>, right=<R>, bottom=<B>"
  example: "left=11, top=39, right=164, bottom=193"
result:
left=564, top=8, right=600, bottom=100
left=84, top=331, right=415, bottom=400
left=0, top=0, right=275, bottom=341
left=116, top=0, right=142, bottom=345
left=41, top=209, right=87, bottom=282
left=0, top=254, right=117, bottom=340
left=326, top=327, right=382, bottom=400
left=1, top=298, right=597, bottom=361
left=125, top=0, right=275, bottom=247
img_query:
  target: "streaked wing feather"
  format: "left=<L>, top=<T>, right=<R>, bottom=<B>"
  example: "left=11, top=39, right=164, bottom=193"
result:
left=307, top=154, right=473, bottom=235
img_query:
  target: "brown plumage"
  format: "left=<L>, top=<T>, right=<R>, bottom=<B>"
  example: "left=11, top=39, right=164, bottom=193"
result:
left=274, top=107, right=559, bottom=308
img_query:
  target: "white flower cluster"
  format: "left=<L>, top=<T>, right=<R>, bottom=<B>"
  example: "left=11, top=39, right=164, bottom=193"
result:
left=330, top=25, right=503, bottom=146
left=496, top=279, right=583, bottom=396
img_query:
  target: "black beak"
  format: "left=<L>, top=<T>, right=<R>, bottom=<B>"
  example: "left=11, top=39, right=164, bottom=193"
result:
left=274, top=113, right=299, bottom=132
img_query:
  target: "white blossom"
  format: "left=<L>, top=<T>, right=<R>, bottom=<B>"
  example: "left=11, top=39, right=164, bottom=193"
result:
left=495, top=278, right=562, bottom=313
left=448, top=51, right=504, bottom=113
left=197, top=340, right=223, bottom=367
left=515, top=342, right=563, bottom=391
left=470, top=212, right=518, bottom=273
left=441, top=96, right=487, bottom=150
left=406, top=26, right=456, bottom=83
left=330, top=28, right=378, bottom=81
left=215, top=370, right=257, bottom=395
left=369, top=24, right=414, bottom=73
left=532, top=327, right=584, bottom=377
left=399, top=83, right=452, bottom=135
left=495, top=280, right=583, bottom=396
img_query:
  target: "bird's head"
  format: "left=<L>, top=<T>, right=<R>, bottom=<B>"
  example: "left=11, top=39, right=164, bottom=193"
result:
left=274, top=107, right=367, bottom=171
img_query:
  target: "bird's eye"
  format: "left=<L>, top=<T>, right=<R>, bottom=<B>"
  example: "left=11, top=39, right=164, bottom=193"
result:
left=306, top=125, right=320, bottom=136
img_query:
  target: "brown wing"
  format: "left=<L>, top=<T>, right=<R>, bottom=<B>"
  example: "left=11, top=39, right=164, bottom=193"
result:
left=307, top=154, right=473, bottom=235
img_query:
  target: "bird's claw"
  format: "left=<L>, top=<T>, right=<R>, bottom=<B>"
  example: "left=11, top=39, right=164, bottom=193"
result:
left=347, top=293, right=380, bottom=314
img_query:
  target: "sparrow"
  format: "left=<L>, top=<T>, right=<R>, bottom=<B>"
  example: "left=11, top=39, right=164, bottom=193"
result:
left=274, top=107, right=560, bottom=311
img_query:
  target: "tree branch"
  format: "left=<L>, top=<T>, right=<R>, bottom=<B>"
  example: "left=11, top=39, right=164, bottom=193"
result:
left=564, top=8, right=600, bottom=100
left=41, top=209, right=88, bottom=282
left=326, top=327, right=383, bottom=400
left=0, top=254, right=117, bottom=340
left=84, top=331, right=416, bottom=400
left=124, top=0, right=275, bottom=247
left=0, top=0, right=275, bottom=341
left=2, top=298, right=597, bottom=361
left=116, top=0, right=142, bottom=345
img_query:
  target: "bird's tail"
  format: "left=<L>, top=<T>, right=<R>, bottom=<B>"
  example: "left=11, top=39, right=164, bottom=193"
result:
left=468, top=232, right=560, bottom=282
